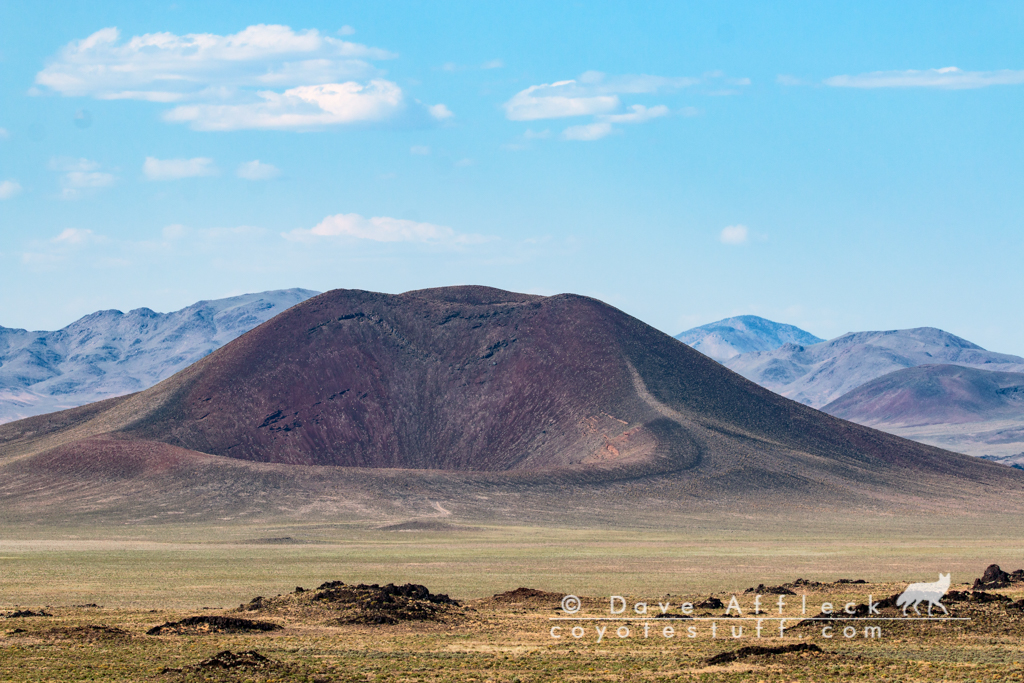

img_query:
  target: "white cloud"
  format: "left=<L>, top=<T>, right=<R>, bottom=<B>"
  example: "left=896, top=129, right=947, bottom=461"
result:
left=0, top=180, right=22, bottom=199
left=236, top=160, right=280, bottom=180
left=720, top=225, right=748, bottom=245
left=34, top=25, right=404, bottom=131
left=428, top=103, right=454, bottom=120
left=455, top=158, right=474, bottom=167
left=284, top=212, right=492, bottom=245
left=0, top=128, right=9, bottom=140
left=49, top=158, right=115, bottom=199
left=598, top=104, right=669, bottom=124
left=163, top=79, right=404, bottom=131
left=52, top=228, right=97, bottom=245
left=338, top=26, right=356, bottom=36
left=506, top=72, right=694, bottom=141
left=36, top=25, right=394, bottom=98
left=143, top=156, right=217, bottom=180
left=824, top=67, right=1024, bottom=89
left=504, top=81, right=620, bottom=121
left=523, top=128, right=550, bottom=139
left=562, top=122, right=613, bottom=141
left=410, top=145, right=430, bottom=155
left=63, top=171, right=115, bottom=188
left=481, top=59, right=504, bottom=69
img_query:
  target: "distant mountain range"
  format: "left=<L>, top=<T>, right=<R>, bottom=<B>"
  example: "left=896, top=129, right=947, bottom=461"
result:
left=675, top=315, right=823, bottom=361
left=676, top=316, right=1024, bottom=463
left=0, top=289, right=319, bottom=424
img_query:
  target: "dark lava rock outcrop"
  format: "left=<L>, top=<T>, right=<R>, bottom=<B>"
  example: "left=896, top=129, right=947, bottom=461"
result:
left=147, top=616, right=282, bottom=635
left=239, top=580, right=461, bottom=625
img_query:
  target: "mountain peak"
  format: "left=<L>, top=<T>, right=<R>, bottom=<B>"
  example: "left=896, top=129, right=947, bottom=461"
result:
left=675, top=315, right=823, bottom=362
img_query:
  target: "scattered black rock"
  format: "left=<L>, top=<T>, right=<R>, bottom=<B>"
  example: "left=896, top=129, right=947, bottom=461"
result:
left=790, top=594, right=901, bottom=628
left=973, top=564, right=1024, bottom=590
left=707, top=643, right=823, bottom=665
left=239, top=580, right=463, bottom=625
left=743, top=584, right=796, bottom=595
left=6, top=610, right=51, bottom=618
left=147, top=616, right=282, bottom=635
left=72, top=603, right=101, bottom=608
left=945, top=590, right=1011, bottom=604
left=314, top=582, right=458, bottom=624
left=789, top=578, right=822, bottom=588
left=491, top=587, right=563, bottom=604
left=833, top=579, right=867, bottom=584
left=1007, top=599, right=1024, bottom=611
left=696, top=596, right=724, bottom=609
left=240, top=596, right=266, bottom=611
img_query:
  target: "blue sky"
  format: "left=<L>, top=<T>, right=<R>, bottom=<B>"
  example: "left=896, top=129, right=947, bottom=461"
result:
left=1, top=1, right=1023, bottom=354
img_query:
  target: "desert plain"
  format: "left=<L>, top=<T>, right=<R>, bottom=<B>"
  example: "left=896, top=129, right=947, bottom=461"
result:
left=4, top=511, right=1024, bottom=682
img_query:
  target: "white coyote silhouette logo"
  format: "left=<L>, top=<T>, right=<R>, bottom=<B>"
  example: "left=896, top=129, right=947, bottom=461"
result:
left=896, top=573, right=951, bottom=616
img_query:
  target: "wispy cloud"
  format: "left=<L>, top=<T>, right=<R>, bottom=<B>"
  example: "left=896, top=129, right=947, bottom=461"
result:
left=163, top=80, right=405, bottom=131
left=0, top=128, right=9, bottom=140
left=49, top=158, right=115, bottom=199
left=410, top=145, right=431, bottom=155
left=33, top=25, right=422, bottom=131
left=427, top=103, right=454, bottom=120
left=562, top=122, right=613, bottom=141
left=236, top=160, right=280, bottom=180
left=52, top=228, right=99, bottom=245
left=599, top=104, right=669, bottom=124
left=481, top=59, right=504, bottom=70
left=720, top=225, right=748, bottom=245
left=143, top=157, right=217, bottom=180
left=0, top=180, right=22, bottom=200
left=505, top=71, right=702, bottom=141
left=284, top=212, right=493, bottom=245
left=823, top=67, right=1024, bottom=89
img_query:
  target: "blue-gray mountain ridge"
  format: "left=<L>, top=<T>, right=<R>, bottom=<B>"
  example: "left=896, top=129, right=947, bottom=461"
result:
left=675, top=315, right=824, bottom=361
left=676, top=316, right=1024, bottom=463
left=0, top=288, right=319, bottom=424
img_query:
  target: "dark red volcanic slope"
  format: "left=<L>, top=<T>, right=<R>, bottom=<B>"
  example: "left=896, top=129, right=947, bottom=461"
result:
left=2, top=286, right=1023, bottom=519
left=824, top=364, right=1024, bottom=426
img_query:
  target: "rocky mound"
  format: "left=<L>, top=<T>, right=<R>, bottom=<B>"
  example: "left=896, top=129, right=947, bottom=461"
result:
left=743, top=584, right=796, bottom=595
left=972, top=564, right=1024, bottom=589
left=707, top=643, right=823, bottom=666
left=238, top=581, right=461, bottom=625
left=147, top=616, right=282, bottom=635
left=5, top=610, right=51, bottom=618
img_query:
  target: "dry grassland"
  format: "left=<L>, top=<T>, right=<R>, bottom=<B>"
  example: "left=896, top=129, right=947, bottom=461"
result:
left=2, top=514, right=1024, bottom=680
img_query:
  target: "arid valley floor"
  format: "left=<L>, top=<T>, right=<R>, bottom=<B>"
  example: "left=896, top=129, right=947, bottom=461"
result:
left=3, top=514, right=1024, bottom=682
